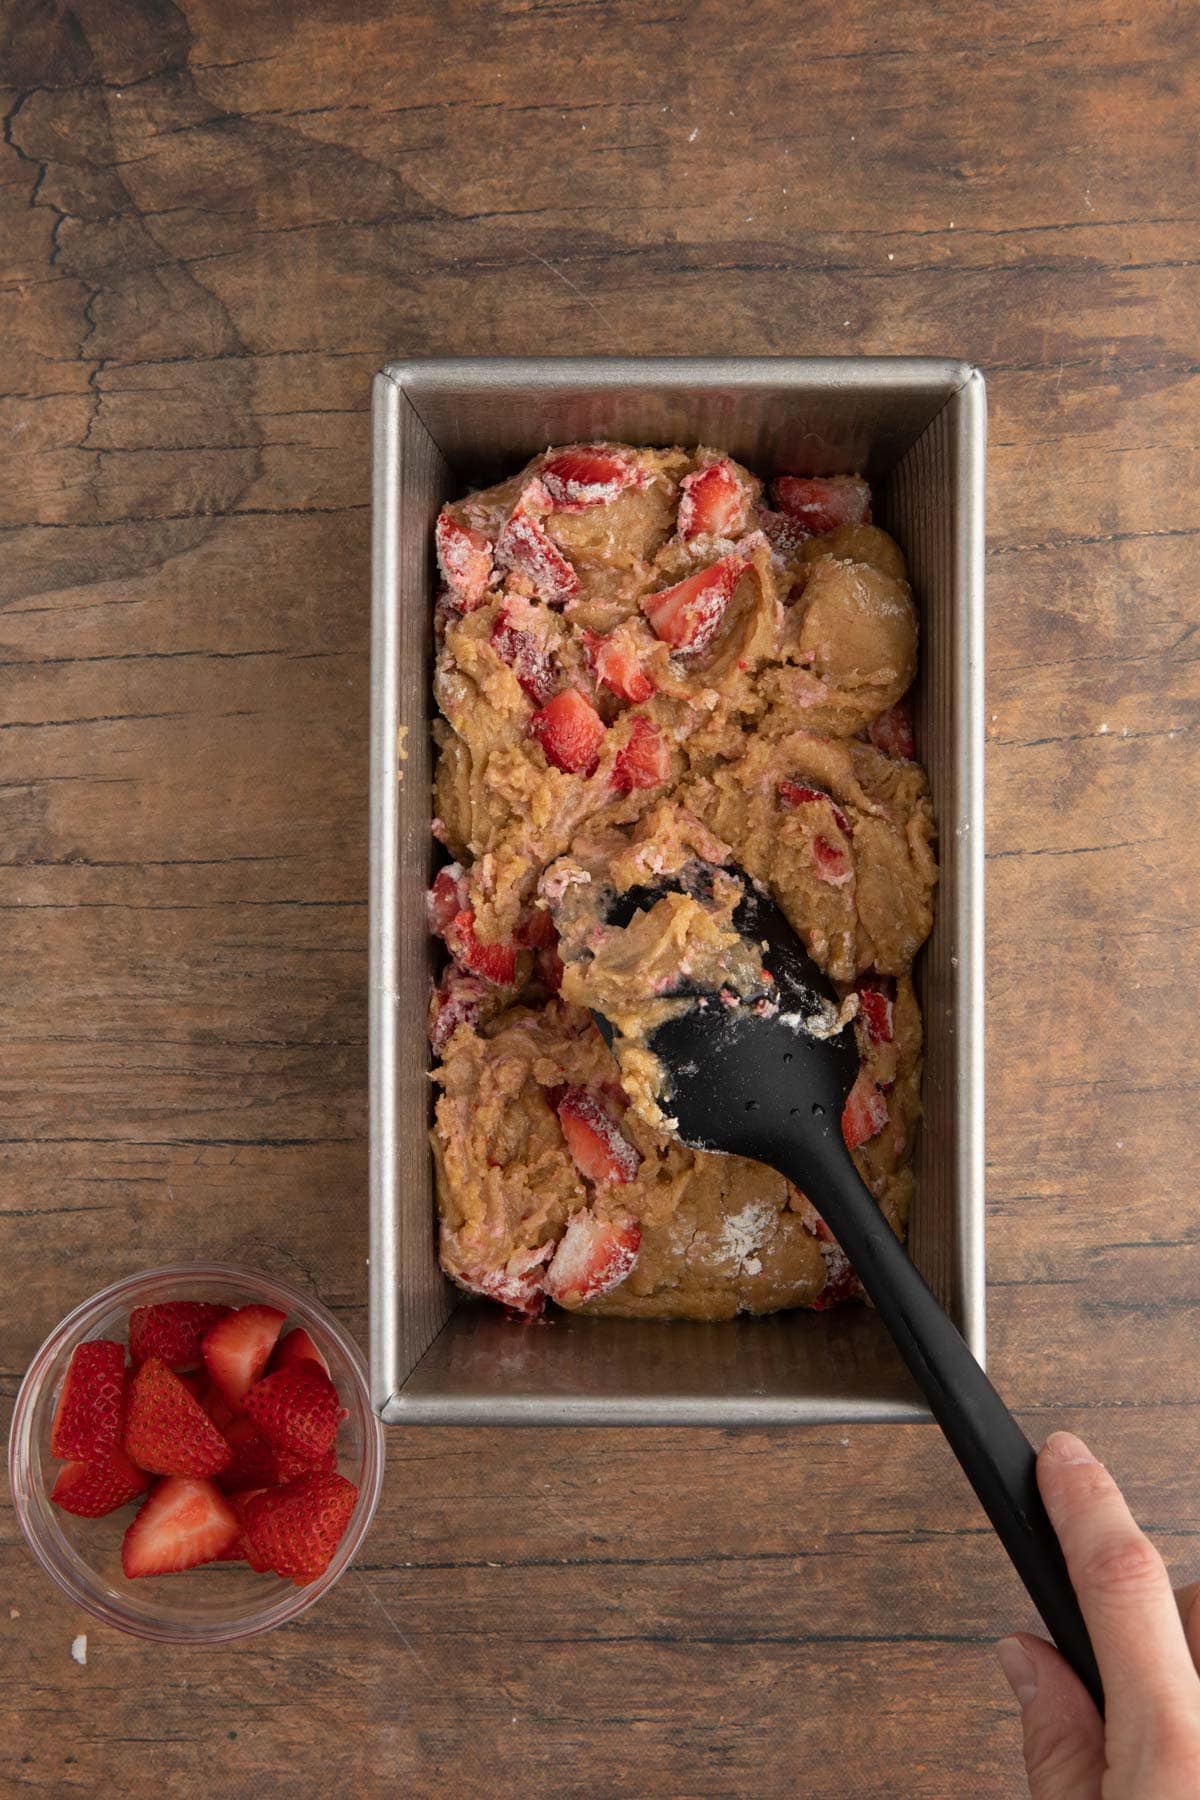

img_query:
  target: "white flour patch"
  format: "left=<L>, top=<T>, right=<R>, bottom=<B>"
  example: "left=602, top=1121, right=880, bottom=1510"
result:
left=718, top=1201, right=775, bottom=1273
left=71, top=1634, right=87, bottom=1666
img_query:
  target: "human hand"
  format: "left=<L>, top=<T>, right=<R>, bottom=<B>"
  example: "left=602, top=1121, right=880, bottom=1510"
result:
left=998, top=1431, right=1200, bottom=1797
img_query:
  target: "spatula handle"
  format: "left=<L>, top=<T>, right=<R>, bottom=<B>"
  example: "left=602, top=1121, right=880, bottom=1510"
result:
left=777, top=1134, right=1104, bottom=1714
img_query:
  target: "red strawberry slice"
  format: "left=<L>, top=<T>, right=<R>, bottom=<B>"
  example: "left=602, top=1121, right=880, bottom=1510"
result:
left=677, top=459, right=746, bottom=540
left=452, top=1243, right=552, bottom=1317
left=121, top=1476, right=240, bottom=1578
left=201, top=1304, right=287, bottom=1412
left=215, top=1416, right=279, bottom=1493
left=540, top=447, right=638, bottom=510
left=426, top=862, right=470, bottom=937
left=429, top=965, right=488, bottom=1053
left=490, top=611, right=558, bottom=704
left=435, top=511, right=493, bottom=611
left=198, top=1381, right=236, bottom=1432
left=759, top=507, right=813, bottom=560
left=241, top=1469, right=359, bottom=1585
left=213, top=1487, right=264, bottom=1562
left=640, top=553, right=744, bottom=655
left=274, top=1443, right=339, bottom=1485
left=245, top=1365, right=342, bottom=1467
left=612, top=716, right=670, bottom=793
left=517, top=904, right=558, bottom=949
left=769, top=475, right=871, bottom=535
left=778, top=779, right=853, bottom=837
left=811, top=1243, right=864, bottom=1310
left=495, top=484, right=579, bottom=603
left=868, top=693, right=916, bottom=760
left=128, top=1302, right=230, bottom=1371
left=856, top=978, right=895, bottom=1046
left=50, top=1339, right=126, bottom=1462
left=584, top=628, right=656, bottom=704
left=269, top=1327, right=330, bottom=1379
left=813, top=836, right=853, bottom=887
left=555, top=1087, right=641, bottom=1185
left=842, top=1071, right=889, bottom=1150
left=530, top=688, right=606, bottom=775
left=444, top=909, right=518, bottom=985
left=544, top=1209, right=641, bottom=1306
left=124, top=1357, right=234, bottom=1479
left=51, top=1446, right=149, bottom=1519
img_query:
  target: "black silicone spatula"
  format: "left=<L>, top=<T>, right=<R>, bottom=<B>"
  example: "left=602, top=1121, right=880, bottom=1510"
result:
left=588, top=868, right=1104, bottom=1713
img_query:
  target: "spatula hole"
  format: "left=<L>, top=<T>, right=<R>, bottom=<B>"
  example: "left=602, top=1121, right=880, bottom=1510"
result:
left=744, top=1099, right=759, bottom=1113
left=811, top=1103, right=825, bottom=1118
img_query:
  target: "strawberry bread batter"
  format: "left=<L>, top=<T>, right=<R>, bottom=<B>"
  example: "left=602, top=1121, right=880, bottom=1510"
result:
left=427, top=445, right=936, bottom=1320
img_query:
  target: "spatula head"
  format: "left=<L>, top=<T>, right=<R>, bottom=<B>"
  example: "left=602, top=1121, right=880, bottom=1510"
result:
left=594, top=866, right=860, bottom=1170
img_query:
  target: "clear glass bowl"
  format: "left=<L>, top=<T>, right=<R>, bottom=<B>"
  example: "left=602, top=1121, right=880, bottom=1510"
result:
left=8, top=1263, right=385, bottom=1644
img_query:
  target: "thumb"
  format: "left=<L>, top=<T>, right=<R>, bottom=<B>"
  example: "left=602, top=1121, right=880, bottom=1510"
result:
left=998, top=1634, right=1106, bottom=1798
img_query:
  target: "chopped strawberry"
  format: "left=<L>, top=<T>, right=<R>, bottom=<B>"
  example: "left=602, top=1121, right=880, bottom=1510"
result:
left=555, top=1087, right=641, bottom=1186
left=429, top=965, right=488, bottom=1053
left=868, top=693, right=916, bottom=760
left=216, top=1416, right=279, bottom=1493
left=128, top=1302, right=230, bottom=1371
left=544, top=1209, right=641, bottom=1306
left=50, top=1339, right=126, bottom=1462
left=426, top=862, right=470, bottom=937
left=612, top=716, right=670, bottom=793
left=495, top=484, right=579, bottom=603
left=517, top=904, right=558, bottom=949
left=842, top=1071, right=889, bottom=1150
left=540, top=447, right=638, bottom=510
left=770, top=475, right=871, bottom=535
left=811, top=1243, right=864, bottom=1310
left=585, top=629, right=655, bottom=704
left=121, top=1476, right=239, bottom=1578
left=856, top=978, right=895, bottom=1046
left=245, top=1365, right=342, bottom=1467
left=124, top=1357, right=233, bottom=1479
left=813, top=836, right=853, bottom=886
left=435, top=511, right=493, bottom=611
left=51, top=1446, right=149, bottom=1519
left=778, top=779, right=853, bottom=836
left=198, top=1381, right=236, bottom=1432
left=241, top=1469, right=359, bottom=1586
left=452, top=1243, right=552, bottom=1318
left=530, top=688, right=606, bottom=775
left=213, top=1487, right=263, bottom=1562
left=677, top=459, right=746, bottom=540
left=201, top=1304, right=287, bottom=1411
left=640, top=553, right=744, bottom=655
left=274, top=1443, right=339, bottom=1486
left=490, top=610, right=558, bottom=704
left=444, top=909, right=518, bottom=985
left=759, top=507, right=813, bottom=560
left=269, top=1327, right=330, bottom=1379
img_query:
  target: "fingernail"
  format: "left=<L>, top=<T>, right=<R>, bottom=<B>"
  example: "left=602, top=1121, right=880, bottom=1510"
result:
left=1043, top=1430, right=1097, bottom=1466
left=997, top=1637, right=1038, bottom=1707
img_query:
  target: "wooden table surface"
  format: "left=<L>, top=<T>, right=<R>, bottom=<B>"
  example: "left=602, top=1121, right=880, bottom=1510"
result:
left=3, top=1, right=1198, bottom=1792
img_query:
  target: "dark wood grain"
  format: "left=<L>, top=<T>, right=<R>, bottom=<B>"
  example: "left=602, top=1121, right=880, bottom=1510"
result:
left=2, top=0, right=1198, bottom=1792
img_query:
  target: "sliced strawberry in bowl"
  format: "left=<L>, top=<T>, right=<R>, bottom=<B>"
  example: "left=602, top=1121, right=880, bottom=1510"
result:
left=530, top=688, right=606, bottom=775
left=543, top=1209, right=641, bottom=1306
left=868, top=693, right=916, bottom=759
left=435, top=511, right=493, bottom=611
left=584, top=628, right=655, bottom=704
left=241, top=1469, right=360, bottom=1586
left=128, top=1302, right=230, bottom=1371
left=769, top=474, right=871, bottom=535
left=50, top=1339, right=126, bottom=1462
left=215, top=1416, right=279, bottom=1493
left=490, top=609, right=558, bottom=705
left=540, top=447, right=639, bottom=510
left=51, top=1446, right=150, bottom=1519
left=555, top=1086, right=642, bottom=1185
left=677, top=459, right=746, bottom=540
left=201, top=1304, right=287, bottom=1412
left=121, top=1476, right=240, bottom=1578
left=842, top=1070, right=889, bottom=1150
left=443, top=909, right=518, bottom=985
left=269, top=1327, right=331, bottom=1379
left=640, top=553, right=745, bottom=655
left=124, top=1356, right=233, bottom=1479
left=612, top=716, right=670, bottom=794
left=495, top=483, right=579, bottom=603
left=245, top=1364, right=342, bottom=1468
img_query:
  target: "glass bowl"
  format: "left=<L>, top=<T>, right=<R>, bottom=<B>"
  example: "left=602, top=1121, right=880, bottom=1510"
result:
left=8, top=1263, right=385, bottom=1644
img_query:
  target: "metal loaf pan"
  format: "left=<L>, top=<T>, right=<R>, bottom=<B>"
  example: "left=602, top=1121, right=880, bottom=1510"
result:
left=370, top=357, right=986, bottom=1425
